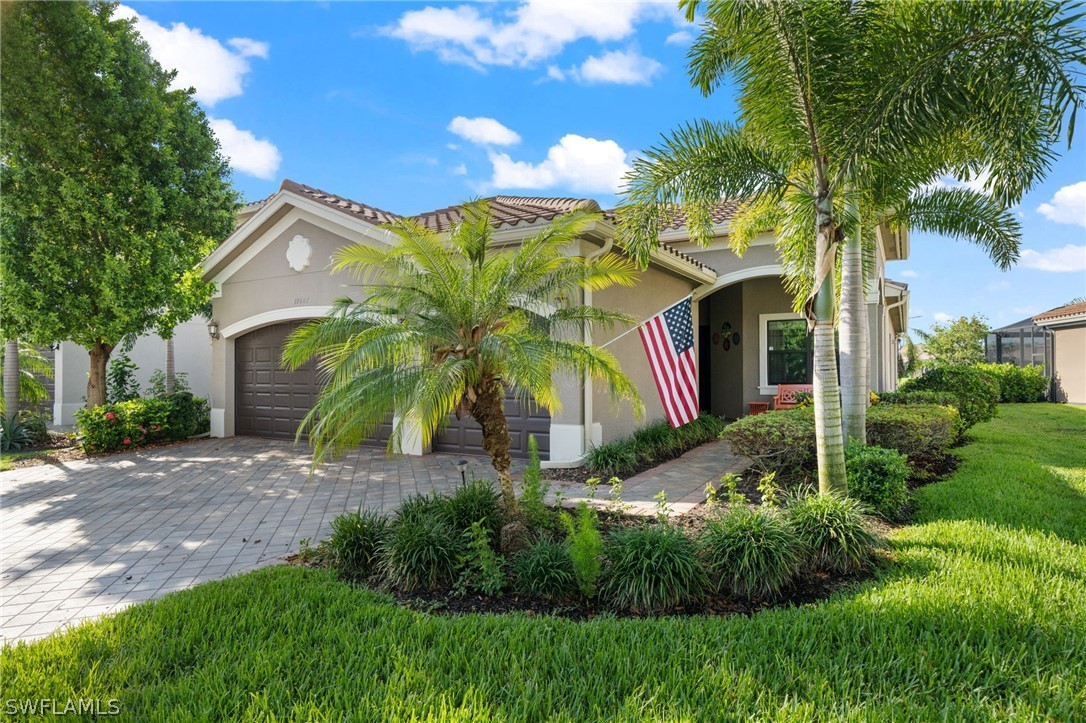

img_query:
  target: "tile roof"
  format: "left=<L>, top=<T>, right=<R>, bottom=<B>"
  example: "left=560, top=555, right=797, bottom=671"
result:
left=279, top=179, right=403, bottom=226
left=640, top=199, right=744, bottom=230
left=1034, top=300, right=1086, bottom=323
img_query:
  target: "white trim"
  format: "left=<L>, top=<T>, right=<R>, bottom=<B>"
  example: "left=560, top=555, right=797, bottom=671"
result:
left=758, top=312, right=806, bottom=395
left=1034, top=312, right=1086, bottom=329
left=692, top=264, right=783, bottom=302
left=210, top=408, right=226, bottom=438
left=220, top=306, right=334, bottom=339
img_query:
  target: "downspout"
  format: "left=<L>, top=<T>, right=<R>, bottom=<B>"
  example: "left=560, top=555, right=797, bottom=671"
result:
left=581, top=235, right=614, bottom=458
left=885, top=294, right=908, bottom=390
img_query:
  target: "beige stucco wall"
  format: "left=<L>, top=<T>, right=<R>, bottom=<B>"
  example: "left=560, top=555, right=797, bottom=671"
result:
left=592, top=266, right=697, bottom=443
left=1051, top=325, right=1086, bottom=404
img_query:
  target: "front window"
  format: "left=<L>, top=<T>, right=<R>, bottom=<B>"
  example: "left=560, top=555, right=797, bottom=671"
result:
left=766, top=319, right=811, bottom=384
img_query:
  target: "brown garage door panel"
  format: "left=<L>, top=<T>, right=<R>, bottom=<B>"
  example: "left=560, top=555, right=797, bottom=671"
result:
left=432, top=388, right=550, bottom=459
left=235, top=321, right=391, bottom=445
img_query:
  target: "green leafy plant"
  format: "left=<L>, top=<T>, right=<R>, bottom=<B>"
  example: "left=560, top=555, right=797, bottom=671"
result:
left=455, top=521, right=505, bottom=597
left=519, top=434, right=553, bottom=530
left=605, top=477, right=631, bottom=516
left=704, top=481, right=724, bottom=509
left=393, top=492, right=450, bottom=527
left=787, top=492, right=878, bottom=574
left=757, top=472, right=782, bottom=508
left=866, top=404, right=960, bottom=477
left=723, top=410, right=818, bottom=482
left=720, top=473, right=748, bottom=506
left=700, top=506, right=805, bottom=599
left=329, top=508, right=389, bottom=578
left=76, top=398, right=172, bottom=453
left=561, top=502, right=603, bottom=597
left=164, top=392, right=210, bottom=439
left=845, top=442, right=911, bottom=520
left=17, top=410, right=50, bottom=446
left=380, top=516, right=463, bottom=592
left=1, top=415, right=32, bottom=452
left=0, top=341, right=53, bottom=413
left=602, top=525, right=706, bottom=614
left=976, top=363, right=1048, bottom=403
left=444, top=477, right=504, bottom=539
left=900, top=365, right=999, bottom=429
left=585, top=415, right=728, bottom=477
left=106, top=352, right=140, bottom=404
left=653, top=490, right=670, bottom=522
left=147, top=369, right=191, bottom=398
left=510, top=538, right=577, bottom=601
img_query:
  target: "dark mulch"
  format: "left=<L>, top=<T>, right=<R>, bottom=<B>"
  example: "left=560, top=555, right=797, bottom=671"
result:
left=364, top=566, right=876, bottom=621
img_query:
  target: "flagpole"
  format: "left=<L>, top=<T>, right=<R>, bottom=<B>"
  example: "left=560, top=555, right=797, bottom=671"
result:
left=598, top=295, right=693, bottom=349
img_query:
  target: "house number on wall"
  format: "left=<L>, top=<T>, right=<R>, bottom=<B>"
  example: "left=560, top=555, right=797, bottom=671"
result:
left=293, top=296, right=309, bottom=305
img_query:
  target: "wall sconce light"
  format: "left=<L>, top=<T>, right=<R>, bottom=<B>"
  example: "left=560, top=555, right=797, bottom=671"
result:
left=207, top=320, right=220, bottom=340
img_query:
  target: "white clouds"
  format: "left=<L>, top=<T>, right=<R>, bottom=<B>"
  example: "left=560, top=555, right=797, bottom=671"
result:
left=575, top=49, right=662, bottom=85
left=208, top=118, right=281, bottom=180
left=1019, top=244, right=1086, bottom=273
left=448, top=116, right=522, bottom=146
left=933, top=312, right=953, bottom=323
left=898, top=270, right=919, bottom=279
left=1037, top=181, right=1086, bottom=227
left=486, top=134, right=630, bottom=194
left=927, top=168, right=992, bottom=195
left=666, top=30, right=693, bottom=45
left=384, top=1, right=670, bottom=81
left=452, top=164, right=468, bottom=176
left=116, top=5, right=268, bottom=106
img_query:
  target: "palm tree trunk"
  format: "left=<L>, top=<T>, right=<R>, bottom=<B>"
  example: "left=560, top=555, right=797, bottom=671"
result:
left=165, top=336, right=175, bottom=395
left=472, top=380, right=518, bottom=515
left=839, top=195, right=868, bottom=444
left=87, top=341, right=114, bottom=408
left=3, top=339, right=20, bottom=417
left=812, top=202, right=848, bottom=496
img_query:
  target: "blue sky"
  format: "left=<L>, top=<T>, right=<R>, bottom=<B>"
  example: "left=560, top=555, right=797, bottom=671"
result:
left=124, top=1, right=1086, bottom=333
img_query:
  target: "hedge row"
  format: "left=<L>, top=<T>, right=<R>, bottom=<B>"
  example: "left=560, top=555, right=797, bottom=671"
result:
left=975, top=363, right=1049, bottom=403
left=724, top=403, right=959, bottom=483
left=76, top=392, right=210, bottom=453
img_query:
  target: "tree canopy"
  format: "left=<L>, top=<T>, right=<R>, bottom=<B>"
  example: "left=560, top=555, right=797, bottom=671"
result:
left=916, top=315, right=990, bottom=368
left=0, top=1, right=238, bottom=406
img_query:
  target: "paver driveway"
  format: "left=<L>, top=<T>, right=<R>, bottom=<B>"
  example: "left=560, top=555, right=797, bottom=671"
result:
left=1, top=437, right=510, bottom=645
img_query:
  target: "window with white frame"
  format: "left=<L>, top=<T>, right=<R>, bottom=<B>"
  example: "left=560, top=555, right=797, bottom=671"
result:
left=759, top=313, right=812, bottom=394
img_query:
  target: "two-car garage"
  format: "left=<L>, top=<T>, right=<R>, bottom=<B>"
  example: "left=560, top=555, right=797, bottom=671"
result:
left=234, top=321, right=548, bottom=458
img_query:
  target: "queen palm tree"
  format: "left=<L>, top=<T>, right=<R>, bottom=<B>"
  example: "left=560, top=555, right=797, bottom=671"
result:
left=619, top=0, right=1084, bottom=494
left=283, top=201, right=644, bottom=513
left=0, top=338, right=53, bottom=415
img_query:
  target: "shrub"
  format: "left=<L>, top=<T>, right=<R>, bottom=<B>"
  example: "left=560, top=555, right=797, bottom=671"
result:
left=76, top=394, right=209, bottom=453
left=444, top=477, right=504, bottom=539
left=876, top=389, right=959, bottom=408
left=18, top=410, right=50, bottom=445
left=105, top=352, right=140, bottom=403
left=147, top=369, right=192, bottom=397
left=519, top=435, right=553, bottom=531
left=722, top=409, right=816, bottom=482
left=393, top=492, right=450, bottom=526
left=845, top=441, right=911, bottom=519
left=866, top=403, right=959, bottom=477
left=455, top=521, right=505, bottom=596
left=976, top=363, right=1048, bottom=403
left=787, top=493, right=878, bottom=574
left=584, top=439, right=640, bottom=478
left=380, top=516, right=463, bottom=591
left=562, top=502, right=603, bottom=597
left=329, top=508, right=389, bottom=578
left=602, top=524, right=706, bottom=614
left=900, top=365, right=999, bottom=429
left=510, top=538, right=578, bottom=601
left=700, top=506, right=804, bottom=599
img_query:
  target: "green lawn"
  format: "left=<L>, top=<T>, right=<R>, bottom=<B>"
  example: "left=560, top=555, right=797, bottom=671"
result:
left=3, top=405, right=1084, bottom=721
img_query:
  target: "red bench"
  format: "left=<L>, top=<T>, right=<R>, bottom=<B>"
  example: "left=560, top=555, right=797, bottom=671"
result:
left=772, top=384, right=813, bottom=410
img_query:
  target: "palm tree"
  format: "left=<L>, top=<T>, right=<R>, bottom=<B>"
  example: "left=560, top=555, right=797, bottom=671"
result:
left=619, top=0, right=1084, bottom=494
left=283, top=201, right=644, bottom=513
left=0, top=338, right=53, bottom=415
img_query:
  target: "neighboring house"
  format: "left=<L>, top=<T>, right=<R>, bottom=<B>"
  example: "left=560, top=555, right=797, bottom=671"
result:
left=200, top=179, right=909, bottom=465
left=51, top=319, right=212, bottom=426
left=985, top=316, right=1054, bottom=373
left=1033, top=301, right=1086, bottom=405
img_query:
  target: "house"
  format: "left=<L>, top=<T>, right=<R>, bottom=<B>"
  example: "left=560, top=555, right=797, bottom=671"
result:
left=1033, top=301, right=1086, bottom=404
left=200, top=179, right=909, bottom=465
left=984, top=316, right=1054, bottom=372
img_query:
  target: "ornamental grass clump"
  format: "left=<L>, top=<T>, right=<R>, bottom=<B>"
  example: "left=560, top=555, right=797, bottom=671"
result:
left=602, top=524, right=706, bottom=614
left=328, top=508, right=389, bottom=578
left=444, top=477, right=504, bottom=539
left=787, top=492, right=878, bottom=574
left=700, top=506, right=804, bottom=599
left=380, top=516, right=463, bottom=592
left=511, top=538, right=578, bottom=601
left=393, top=492, right=450, bottom=526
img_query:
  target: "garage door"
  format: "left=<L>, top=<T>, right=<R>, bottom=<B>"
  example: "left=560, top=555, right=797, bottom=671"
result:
left=235, top=321, right=391, bottom=443
left=432, top=387, right=549, bottom=459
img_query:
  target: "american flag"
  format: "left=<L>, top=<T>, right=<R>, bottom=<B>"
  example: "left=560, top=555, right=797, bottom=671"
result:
left=638, top=296, right=698, bottom=427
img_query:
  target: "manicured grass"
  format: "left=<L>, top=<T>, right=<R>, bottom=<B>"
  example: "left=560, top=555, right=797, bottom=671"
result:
left=3, top=405, right=1085, bottom=720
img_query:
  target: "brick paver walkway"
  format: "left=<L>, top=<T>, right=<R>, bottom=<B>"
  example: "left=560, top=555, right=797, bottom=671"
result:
left=1, top=436, right=748, bottom=645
